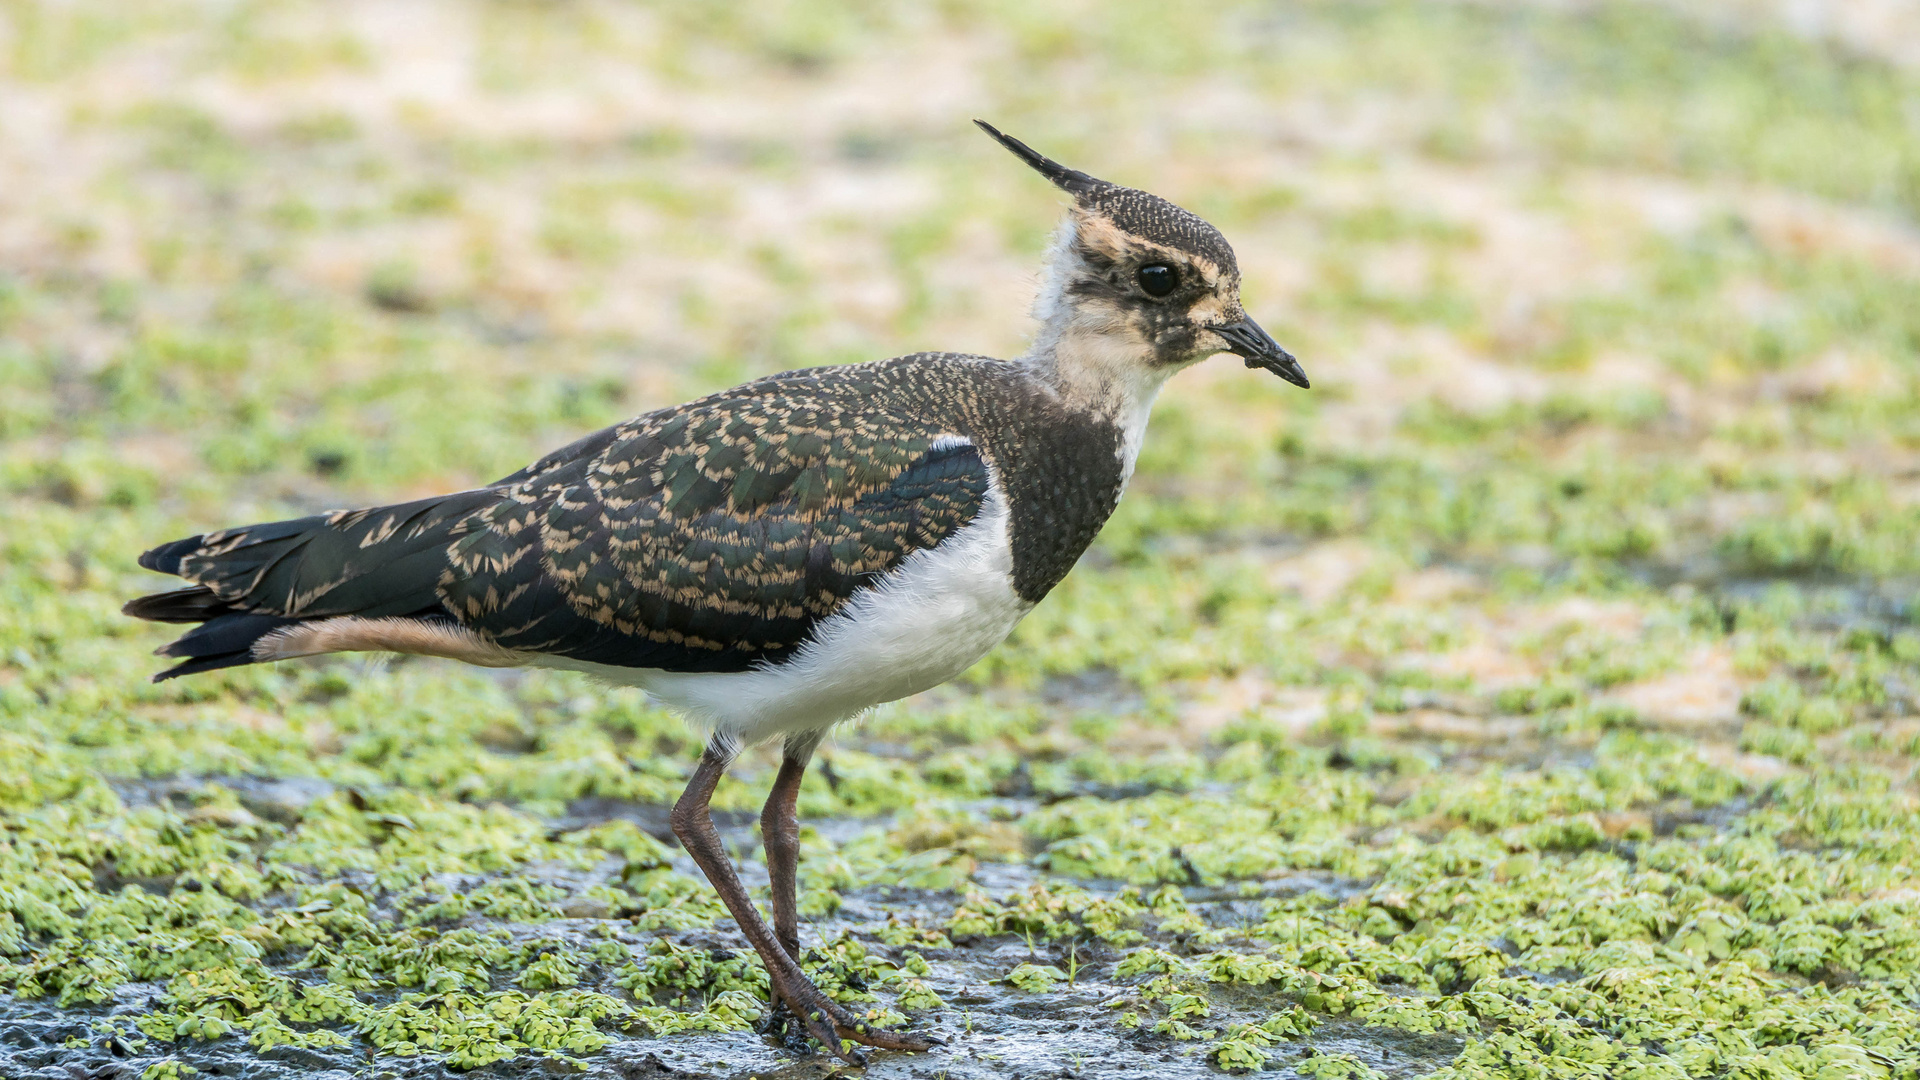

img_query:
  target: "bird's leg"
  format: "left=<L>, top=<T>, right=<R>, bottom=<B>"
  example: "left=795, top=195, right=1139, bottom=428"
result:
left=762, top=730, right=821, bottom=962
left=671, top=738, right=937, bottom=1062
left=755, top=731, right=820, bottom=1048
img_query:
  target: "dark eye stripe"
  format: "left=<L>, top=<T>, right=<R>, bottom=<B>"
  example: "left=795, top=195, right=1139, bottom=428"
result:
left=1138, top=264, right=1178, bottom=298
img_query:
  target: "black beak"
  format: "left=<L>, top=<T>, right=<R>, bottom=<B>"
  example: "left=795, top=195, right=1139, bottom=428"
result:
left=1214, top=318, right=1308, bottom=389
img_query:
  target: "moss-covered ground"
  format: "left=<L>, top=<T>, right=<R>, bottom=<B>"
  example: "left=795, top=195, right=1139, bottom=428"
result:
left=5, top=1, right=1920, bottom=1077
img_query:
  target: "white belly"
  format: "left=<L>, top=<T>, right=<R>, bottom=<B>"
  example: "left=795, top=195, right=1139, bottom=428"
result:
left=549, top=486, right=1030, bottom=745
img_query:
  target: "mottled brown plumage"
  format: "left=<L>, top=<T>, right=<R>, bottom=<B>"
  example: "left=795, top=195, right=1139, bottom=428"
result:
left=131, top=353, right=1122, bottom=680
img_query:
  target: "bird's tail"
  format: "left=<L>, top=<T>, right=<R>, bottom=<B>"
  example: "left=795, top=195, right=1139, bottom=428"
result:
left=124, top=490, right=501, bottom=682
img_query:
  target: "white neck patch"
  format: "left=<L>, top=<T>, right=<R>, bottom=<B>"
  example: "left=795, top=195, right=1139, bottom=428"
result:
left=1019, top=218, right=1192, bottom=488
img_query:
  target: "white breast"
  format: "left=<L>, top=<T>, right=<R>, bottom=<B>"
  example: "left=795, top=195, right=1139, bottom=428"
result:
left=549, top=482, right=1030, bottom=746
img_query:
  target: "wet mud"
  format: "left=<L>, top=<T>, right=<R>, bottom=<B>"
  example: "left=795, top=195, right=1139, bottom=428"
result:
left=0, top=796, right=1454, bottom=1080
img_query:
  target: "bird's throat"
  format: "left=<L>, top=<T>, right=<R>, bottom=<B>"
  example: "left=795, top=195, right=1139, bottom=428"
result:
left=1022, top=317, right=1175, bottom=488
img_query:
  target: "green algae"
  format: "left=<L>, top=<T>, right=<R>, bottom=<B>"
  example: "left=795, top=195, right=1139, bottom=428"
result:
left=4, top=0, right=1920, bottom=1077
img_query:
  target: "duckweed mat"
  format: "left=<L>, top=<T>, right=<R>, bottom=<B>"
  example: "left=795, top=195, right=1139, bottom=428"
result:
left=6, top=0, right=1920, bottom=1077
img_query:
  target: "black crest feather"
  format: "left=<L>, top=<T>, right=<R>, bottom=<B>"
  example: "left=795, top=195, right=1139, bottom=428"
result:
left=973, top=120, right=1108, bottom=199
left=973, top=119, right=1240, bottom=275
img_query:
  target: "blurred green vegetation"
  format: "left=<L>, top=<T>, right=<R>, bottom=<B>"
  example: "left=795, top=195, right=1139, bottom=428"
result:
left=3, top=0, right=1920, bottom=1076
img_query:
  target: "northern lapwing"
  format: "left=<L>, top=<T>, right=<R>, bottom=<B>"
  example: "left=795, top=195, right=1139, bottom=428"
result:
left=124, top=121, right=1308, bottom=1061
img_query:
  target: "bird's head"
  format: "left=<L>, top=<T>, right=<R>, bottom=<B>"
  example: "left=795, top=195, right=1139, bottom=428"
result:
left=978, top=120, right=1308, bottom=390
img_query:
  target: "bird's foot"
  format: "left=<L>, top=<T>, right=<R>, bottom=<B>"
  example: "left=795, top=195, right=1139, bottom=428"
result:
left=757, top=997, right=815, bottom=1055
left=768, top=970, right=942, bottom=1064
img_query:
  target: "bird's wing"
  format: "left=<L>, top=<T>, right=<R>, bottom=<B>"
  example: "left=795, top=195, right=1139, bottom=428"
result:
left=443, top=384, right=990, bottom=671
left=143, top=374, right=992, bottom=675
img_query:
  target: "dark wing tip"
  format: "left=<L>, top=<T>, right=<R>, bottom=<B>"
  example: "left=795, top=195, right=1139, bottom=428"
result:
left=139, top=535, right=205, bottom=574
left=146, top=612, right=301, bottom=681
left=151, top=652, right=255, bottom=682
left=973, top=119, right=1106, bottom=198
left=124, top=586, right=232, bottom=623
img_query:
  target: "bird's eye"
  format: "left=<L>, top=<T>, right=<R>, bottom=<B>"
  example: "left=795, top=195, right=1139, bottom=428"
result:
left=1137, top=263, right=1178, bottom=298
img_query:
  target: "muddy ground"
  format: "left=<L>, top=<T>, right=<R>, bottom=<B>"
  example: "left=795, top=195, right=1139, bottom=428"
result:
left=5, top=2, right=1920, bottom=1078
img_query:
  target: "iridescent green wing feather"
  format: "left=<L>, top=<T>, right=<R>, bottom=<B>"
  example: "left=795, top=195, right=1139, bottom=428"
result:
left=132, top=364, right=992, bottom=678
left=438, top=371, right=990, bottom=671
